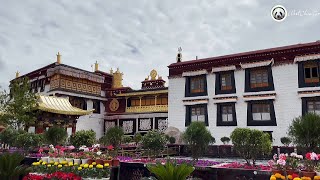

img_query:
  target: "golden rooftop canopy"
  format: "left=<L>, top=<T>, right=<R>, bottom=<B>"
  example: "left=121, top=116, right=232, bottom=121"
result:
left=37, top=95, right=93, bottom=116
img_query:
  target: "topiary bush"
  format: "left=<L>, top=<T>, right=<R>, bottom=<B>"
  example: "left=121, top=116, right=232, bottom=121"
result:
left=44, top=126, right=67, bottom=146
left=99, top=126, right=124, bottom=149
left=122, top=136, right=132, bottom=144
left=280, top=137, right=292, bottom=147
left=0, top=127, right=21, bottom=147
left=220, top=136, right=230, bottom=145
left=142, top=130, right=166, bottom=158
left=169, top=136, right=176, bottom=144
left=288, top=113, right=320, bottom=151
left=70, top=129, right=96, bottom=147
left=14, top=132, right=43, bottom=151
left=133, top=132, right=142, bottom=144
left=183, top=122, right=214, bottom=161
left=230, top=128, right=272, bottom=166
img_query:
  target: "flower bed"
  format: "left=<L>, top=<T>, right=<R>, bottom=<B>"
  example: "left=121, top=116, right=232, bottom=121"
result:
left=218, top=162, right=272, bottom=171
left=23, top=172, right=82, bottom=180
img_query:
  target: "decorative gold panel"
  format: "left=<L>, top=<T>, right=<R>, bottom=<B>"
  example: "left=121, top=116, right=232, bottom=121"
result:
left=126, top=105, right=168, bottom=113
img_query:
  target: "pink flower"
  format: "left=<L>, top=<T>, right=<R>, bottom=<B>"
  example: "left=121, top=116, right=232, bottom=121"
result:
left=267, top=160, right=275, bottom=167
left=276, top=159, right=286, bottom=166
left=279, top=153, right=287, bottom=161
left=273, top=154, right=277, bottom=160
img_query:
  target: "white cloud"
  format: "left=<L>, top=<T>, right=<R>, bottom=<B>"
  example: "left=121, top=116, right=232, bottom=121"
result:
left=0, top=0, right=319, bottom=90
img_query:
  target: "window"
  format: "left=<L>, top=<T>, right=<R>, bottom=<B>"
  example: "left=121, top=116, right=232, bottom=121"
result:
left=247, top=100, right=276, bottom=126
left=185, top=75, right=207, bottom=97
left=130, top=98, right=140, bottom=106
left=70, top=97, right=87, bottom=110
left=302, top=97, right=320, bottom=115
left=217, top=103, right=237, bottom=126
left=157, top=96, right=168, bottom=105
left=298, top=61, right=320, bottom=88
left=245, top=67, right=274, bottom=92
left=185, top=104, right=208, bottom=126
left=215, top=71, right=236, bottom=94
left=93, top=100, right=101, bottom=114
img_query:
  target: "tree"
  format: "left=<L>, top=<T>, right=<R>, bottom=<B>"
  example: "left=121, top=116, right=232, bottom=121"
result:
left=0, top=78, right=37, bottom=129
left=183, top=122, right=214, bottom=161
left=100, top=126, right=124, bottom=149
left=220, top=136, right=230, bottom=145
left=280, top=137, right=292, bottom=147
left=288, top=113, right=320, bottom=151
left=230, top=128, right=272, bottom=166
left=44, top=126, right=68, bottom=145
left=0, top=127, right=22, bottom=147
left=142, top=130, right=167, bottom=158
left=70, top=130, right=96, bottom=147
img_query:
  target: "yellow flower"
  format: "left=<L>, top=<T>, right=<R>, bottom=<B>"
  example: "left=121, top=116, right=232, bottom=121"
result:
left=32, top=162, right=38, bottom=166
left=270, top=175, right=276, bottom=180
left=84, top=164, right=89, bottom=168
left=42, top=162, right=46, bottom=165
left=293, top=178, right=302, bottom=180
left=96, top=164, right=103, bottom=169
left=275, top=173, right=281, bottom=178
left=50, top=161, right=54, bottom=164
left=39, top=160, right=43, bottom=163
left=47, top=164, right=51, bottom=167
left=315, top=176, right=320, bottom=180
left=301, top=177, right=311, bottom=180
left=104, top=163, right=109, bottom=167
left=54, top=162, right=59, bottom=166
left=58, top=164, right=62, bottom=168
left=61, top=161, right=67, bottom=165
left=92, top=162, right=96, bottom=166
left=78, top=167, right=82, bottom=170
left=288, top=175, right=293, bottom=180
left=80, top=164, right=84, bottom=167
left=89, top=165, right=93, bottom=168
left=281, top=175, right=285, bottom=180
left=68, top=162, right=73, bottom=166
left=74, top=163, right=78, bottom=166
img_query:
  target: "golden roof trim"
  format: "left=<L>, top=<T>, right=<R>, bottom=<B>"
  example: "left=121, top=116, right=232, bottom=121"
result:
left=116, top=89, right=168, bottom=97
left=37, top=95, right=94, bottom=115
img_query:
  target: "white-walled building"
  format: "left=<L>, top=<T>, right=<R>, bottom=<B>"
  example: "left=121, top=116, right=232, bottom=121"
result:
left=168, top=41, right=320, bottom=146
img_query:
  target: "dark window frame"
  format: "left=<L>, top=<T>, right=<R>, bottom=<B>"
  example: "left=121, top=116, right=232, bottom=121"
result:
left=185, top=75, right=208, bottom=97
left=302, top=96, right=320, bottom=116
left=298, top=60, right=320, bottom=88
left=217, top=103, right=237, bottom=126
left=247, top=100, right=277, bottom=126
left=215, top=71, right=236, bottom=95
left=93, top=100, right=101, bottom=114
left=245, top=66, right=274, bottom=92
left=185, top=104, right=208, bottom=126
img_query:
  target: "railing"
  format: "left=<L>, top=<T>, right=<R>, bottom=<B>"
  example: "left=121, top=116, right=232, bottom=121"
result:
left=126, top=105, right=168, bottom=113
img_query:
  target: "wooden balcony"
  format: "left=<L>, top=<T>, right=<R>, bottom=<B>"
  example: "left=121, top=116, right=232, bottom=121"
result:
left=126, top=105, right=168, bottom=113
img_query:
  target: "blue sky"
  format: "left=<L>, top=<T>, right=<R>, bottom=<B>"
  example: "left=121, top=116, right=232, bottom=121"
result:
left=0, top=0, right=319, bottom=89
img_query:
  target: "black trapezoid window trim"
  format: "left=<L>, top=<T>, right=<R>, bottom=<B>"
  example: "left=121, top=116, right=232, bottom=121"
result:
left=185, top=104, right=209, bottom=127
left=244, top=66, right=275, bottom=92
left=217, top=102, right=237, bottom=126
left=301, top=96, right=320, bottom=116
left=215, top=71, right=236, bottom=95
left=298, top=60, right=320, bottom=88
left=247, top=100, right=277, bottom=126
left=185, top=75, right=208, bottom=97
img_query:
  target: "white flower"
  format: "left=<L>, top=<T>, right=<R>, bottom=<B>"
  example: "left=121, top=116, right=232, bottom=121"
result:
left=93, top=144, right=100, bottom=148
left=311, top=152, right=318, bottom=160
left=290, top=152, right=297, bottom=157
left=297, top=155, right=303, bottom=159
left=96, top=151, right=102, bottom=156
left=277, top=159, right=286, bottom=166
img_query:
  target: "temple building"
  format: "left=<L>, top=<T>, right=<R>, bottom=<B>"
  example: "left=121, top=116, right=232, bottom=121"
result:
left=12, top=53, right=112, bottom=138
left=105, top=69, right=168, bottom=136
left=168, top=41, right=320, bottom=146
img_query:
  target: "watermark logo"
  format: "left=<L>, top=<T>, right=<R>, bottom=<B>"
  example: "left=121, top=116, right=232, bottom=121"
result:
left=271, top=5, right=287, bottom=22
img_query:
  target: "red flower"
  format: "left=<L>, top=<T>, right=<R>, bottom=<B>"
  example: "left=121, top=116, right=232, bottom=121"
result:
left=306, top=152, right=312, bottom=160
left=292, top=173, right=299, bottom=178
left=107, top=145, right=114, bottom=150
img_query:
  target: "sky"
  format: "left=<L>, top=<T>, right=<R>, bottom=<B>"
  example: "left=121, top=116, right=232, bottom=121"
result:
left=0, top=0, right=319, bottom=89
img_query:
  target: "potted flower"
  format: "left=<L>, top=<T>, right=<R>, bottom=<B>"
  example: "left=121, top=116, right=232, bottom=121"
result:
left=94, top=151, right=104, bottom=165
left=302, top=152, right=318, bottom=178
left=285, top=152, right=303, bottom=175
left=65, top=152, right=74, bottom=163
left=73, top=153, right=82, bottom=165
left=101, top=154, right=113, bottom=167
left=78, top=152, right=89, bottom=164
left=268, top=154, right=287, bottom=175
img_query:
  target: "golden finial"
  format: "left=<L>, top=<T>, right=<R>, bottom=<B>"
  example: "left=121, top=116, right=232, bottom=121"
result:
left=15, top=71, right=20, bottom=78
left=150, top=69, right=157, bottom=80
left=94, top=61, right=99, bottom=72
left=56, top=52, right=61, bottom=64
left=112, top=68, right=123, bottom=88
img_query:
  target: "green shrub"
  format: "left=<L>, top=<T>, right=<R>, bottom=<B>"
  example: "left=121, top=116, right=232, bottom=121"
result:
left=14, top=132, right=43, bottom=150
left=44, top=126, right=67, bottom=146
left=230, top=128, right=272, bottom=166
left=133, top=132, right=142, bottom=144
left=280, top=137, right=292, bottom=147
left=0, top=127, right=20, bottom=147
left=0, top=153, right=31, bottom=180
left=70, top=129, right=96, bottom=147
left=100, top=126, right=124, bottom=148
left=122, top=136, right=132, bottom=144
left=169, top=136, right=176, bottom=144
left=142, top=130, right=166, bottom=158
left=220, top=136, right=230, bottom=145
left=183, top=122, right=214, bottom=161
left=288, top=113, right=320, bottom=151
left=147, top=159, right=194, bottom=180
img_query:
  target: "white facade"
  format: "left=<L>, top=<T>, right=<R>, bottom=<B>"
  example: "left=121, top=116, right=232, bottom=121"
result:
left=168, top=63, right=303, bottom=146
